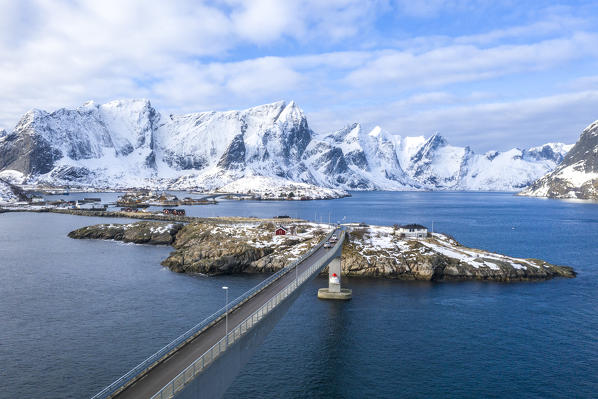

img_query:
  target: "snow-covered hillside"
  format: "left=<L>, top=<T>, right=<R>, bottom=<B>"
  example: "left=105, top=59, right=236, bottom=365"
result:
left=218, top=176, right=347, bottom=199
left=521, top=120, right=598, bottom=199
left=310, top=124, right=570, bottom=191
left=0, top=99, right=571, bottom=194
left=403, top=134, right=572, bottom=190
left=0, top=179, right=18, bottom=203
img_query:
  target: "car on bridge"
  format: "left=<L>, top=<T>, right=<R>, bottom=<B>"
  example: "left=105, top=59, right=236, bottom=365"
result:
left=324, top=241, right=333, bottom=248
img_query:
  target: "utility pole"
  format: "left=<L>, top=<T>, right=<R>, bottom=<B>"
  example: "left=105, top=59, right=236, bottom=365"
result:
left=222, top=286, right=229, bottom=345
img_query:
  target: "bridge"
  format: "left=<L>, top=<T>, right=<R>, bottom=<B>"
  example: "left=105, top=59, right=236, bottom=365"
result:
left=196, top=192, right=251, bottom=201
left=92, top=227, right=349, bottom=399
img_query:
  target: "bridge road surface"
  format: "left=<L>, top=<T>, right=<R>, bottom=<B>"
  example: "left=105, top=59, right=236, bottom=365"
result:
left=114, top=228, right=341, bottom=399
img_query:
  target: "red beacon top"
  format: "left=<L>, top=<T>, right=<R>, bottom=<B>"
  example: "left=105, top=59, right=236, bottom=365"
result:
left=330, top=273, right=340, bottom=284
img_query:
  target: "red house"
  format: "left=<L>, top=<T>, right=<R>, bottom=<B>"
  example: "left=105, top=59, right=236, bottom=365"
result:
left=275, top=226, right=288, bottom=235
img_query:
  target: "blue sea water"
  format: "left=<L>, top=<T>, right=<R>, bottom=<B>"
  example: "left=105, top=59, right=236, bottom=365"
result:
left=0, top=192, right=597, bottom=398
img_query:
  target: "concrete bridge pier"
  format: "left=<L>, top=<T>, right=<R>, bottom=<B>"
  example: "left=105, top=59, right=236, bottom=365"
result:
left=317, top=257, right=352, bottom=300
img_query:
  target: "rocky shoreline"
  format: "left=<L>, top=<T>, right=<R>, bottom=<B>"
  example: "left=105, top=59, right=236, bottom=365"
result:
left=69, top=220, right=327, bottom=275
left=341, top=225, right=574, bottom=281
left=67, top=219, right=575, bottom=281
left=1, top=207, right=269, bottom=224
left=68, top=221, right=183, bottom=245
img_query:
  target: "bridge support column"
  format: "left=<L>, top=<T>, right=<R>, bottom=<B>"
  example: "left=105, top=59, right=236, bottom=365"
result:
left=318, top=257, right=352, bottom=300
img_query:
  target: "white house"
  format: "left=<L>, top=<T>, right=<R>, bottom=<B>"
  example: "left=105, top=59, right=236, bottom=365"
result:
left=396, top=224, right=428, bottom=239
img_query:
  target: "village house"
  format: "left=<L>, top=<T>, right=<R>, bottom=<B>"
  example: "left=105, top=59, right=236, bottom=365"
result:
left=274, top=225, right=296, bottom=236
left=396, top=224, right=428, bottom=239
left=162, top=208, right=186, bottom=216
left=275, top=226, right=288, bottom=235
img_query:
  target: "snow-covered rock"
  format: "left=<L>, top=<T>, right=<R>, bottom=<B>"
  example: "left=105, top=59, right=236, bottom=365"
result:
left=0, top=99, right=571, bottom=193
left=520, top=120, right=598, bottom=199
left=342, top=225, right=575, bottom=280
left=0, top=170, right=26, bottom=185
left=308, top=125, right=569, bottom=191
left=0, top=179, right=18, bottom=203
left=304, top=123, right=417, bottom=190
left=401, top=134, right=572, bottom=190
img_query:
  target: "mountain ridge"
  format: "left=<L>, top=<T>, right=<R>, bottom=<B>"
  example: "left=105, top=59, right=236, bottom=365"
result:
left=520, top=119, right=598, bottom=199
left=0, top=99, right=572, bottom=195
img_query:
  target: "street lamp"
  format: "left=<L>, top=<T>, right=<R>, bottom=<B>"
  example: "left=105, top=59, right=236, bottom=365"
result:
left=222, top=286, right=229, bottom=344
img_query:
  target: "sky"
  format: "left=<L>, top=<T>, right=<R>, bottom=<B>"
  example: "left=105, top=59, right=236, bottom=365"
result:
left=2, top=0, right=598, bottom=151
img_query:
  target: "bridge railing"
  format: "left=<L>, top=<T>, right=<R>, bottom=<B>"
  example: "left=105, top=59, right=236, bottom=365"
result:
left=151, top=229, right=345, bottom=399
left=91, top=227, right=338, bottom=399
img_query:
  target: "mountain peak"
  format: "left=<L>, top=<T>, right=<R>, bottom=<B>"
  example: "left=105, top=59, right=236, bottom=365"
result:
left=77, top=98, right=153, bottom=112
left=368, top=126, right=382, bottom=138
left=428, top=133, right=447, bottom=147
left=277, top=100, right=305, bottom=121
left=581, top=119, right=598, bottom=139
left=246, top=100, right=289, bottom=112
left=14, top=108, right=47, bottom=132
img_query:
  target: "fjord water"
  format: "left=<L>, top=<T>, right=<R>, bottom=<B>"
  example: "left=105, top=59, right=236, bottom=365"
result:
left=1, top=192, right=597, bottom=398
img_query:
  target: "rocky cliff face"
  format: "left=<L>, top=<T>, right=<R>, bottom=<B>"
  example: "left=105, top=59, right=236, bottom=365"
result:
left=0, top=121, right=62, bottom=175
left=402, top=134, right=572, bottom=190
left=340, top=226, right=574, bottom=281
left=68, top=221, right=183, bottom=245
left=68, top=219, right=574, bottom=281
left=0, top=99, right=571, bottom=193
left=0, top=179, right=19, bottom=203
left=521, top=120, right=598, bottom=199
left=161, top=221, right=326, bottom=274
left=67, top=219, right=328, bottom=275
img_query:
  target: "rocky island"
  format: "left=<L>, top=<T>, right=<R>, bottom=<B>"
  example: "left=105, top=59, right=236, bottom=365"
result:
left=342, top=225, right=574, bottom=281
left=68, top=221, right=184, bottom=245
left=68, top=219, right=575, bottom=281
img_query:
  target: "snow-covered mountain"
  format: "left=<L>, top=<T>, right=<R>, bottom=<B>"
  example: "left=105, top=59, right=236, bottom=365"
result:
left=308, top=123, right=570, bottom=191
left=520, top=120, right=598, bottom=199
left=303, top=123, right=417, bottom=190
left=0, top=99, right=571, bottom=194
left=400, top=133, right=572, bottom=190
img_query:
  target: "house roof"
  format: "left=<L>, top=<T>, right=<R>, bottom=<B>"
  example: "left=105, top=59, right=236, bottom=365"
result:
left=276, top=226, right=288, bottom=231
left=400, top=224, right=428, bottom=230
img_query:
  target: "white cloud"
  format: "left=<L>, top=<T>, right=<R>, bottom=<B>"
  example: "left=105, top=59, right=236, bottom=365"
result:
left=344, top=33, right=598, bottom=91
left=229, top=0, right=302, bottom=44
left=392, top=0, right=489, bottom=17
left=1, top=0, right=598, bottom=153
left=225, top=0, right=381, bottom=44
left=150, top=57, right=303, bottom=112
left=0, top=0, right=382, bottom=128
left=454, top=17, right=588, bottom=46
